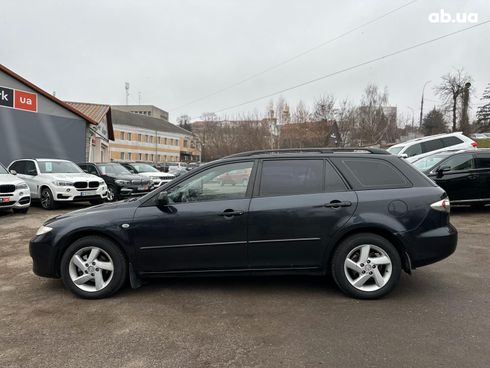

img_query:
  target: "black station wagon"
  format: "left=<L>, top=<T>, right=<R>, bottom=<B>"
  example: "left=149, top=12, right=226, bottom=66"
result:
left=30, top=148, right=457, bottom=299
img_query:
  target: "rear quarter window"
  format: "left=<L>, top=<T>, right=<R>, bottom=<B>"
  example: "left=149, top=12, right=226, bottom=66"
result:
left=331, top=157, right=411, bottom=190
left=442, top=136, right=463, bottom=147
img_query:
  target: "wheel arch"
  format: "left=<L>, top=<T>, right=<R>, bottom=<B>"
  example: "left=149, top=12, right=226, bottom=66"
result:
left=325, top=226, right=412, bottom=274
left=55, top=230, right=129, bottom=276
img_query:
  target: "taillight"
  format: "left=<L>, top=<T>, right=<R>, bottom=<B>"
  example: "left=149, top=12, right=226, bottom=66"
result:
left=471, top=141, right=478, bottom=148
left=431, top=198, right=450, bottom=213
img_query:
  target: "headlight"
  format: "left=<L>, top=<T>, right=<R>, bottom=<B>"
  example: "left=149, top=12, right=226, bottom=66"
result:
left=36, top=226, right=53, bottom=236
left=151, top=176, right=161, bottom=180
left=53, top=181, right=74, bottom=186
left=115, top=179, right=131, bottom=185
left=16, top=182, right=28, bottom=189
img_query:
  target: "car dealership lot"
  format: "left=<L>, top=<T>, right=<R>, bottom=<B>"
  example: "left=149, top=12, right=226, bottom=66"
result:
left=1, top=205, right=489, bottom=368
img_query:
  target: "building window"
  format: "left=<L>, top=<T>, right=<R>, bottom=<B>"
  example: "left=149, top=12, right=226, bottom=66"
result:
left=120, top=131, right=125, bottom=140
left=128, top=152, right=132, bottom=160
left=138, top=134, right=142, bottom=141
left=164, top=138, right=168, bottom=145
left=127, top=132, right=132, bottom=141
left=145, top=153, right=149, bottom=161
left=120, top=152, right=125, bottom=160
left=150, top=154, right=154, bottom=161
left=139, top=153, right=142, bottom=160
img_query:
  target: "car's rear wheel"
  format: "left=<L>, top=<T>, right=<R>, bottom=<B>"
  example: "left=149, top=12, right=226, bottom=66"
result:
left=40, top=187, right=56, bottom=210
left=331, top=233, right=401, bottom=299
left=60, top=236, right=127, bottom=299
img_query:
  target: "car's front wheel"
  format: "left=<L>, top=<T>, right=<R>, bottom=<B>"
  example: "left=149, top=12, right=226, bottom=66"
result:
left=60, top=236, right=127, bottom=299
left=40, top=187, right=56, bottom=210
left=331, top=233, right=401, bottom=299
left=106, top=185, right=118, bottom=202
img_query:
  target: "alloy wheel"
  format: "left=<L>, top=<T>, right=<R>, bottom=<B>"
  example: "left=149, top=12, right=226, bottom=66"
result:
left=343, top=244, right=392, bottom=292
left=107, top=186, right=115, bottom=201
left=41, top=190, right=51, bottom=209
left=68, top=246, right=114, bottom=292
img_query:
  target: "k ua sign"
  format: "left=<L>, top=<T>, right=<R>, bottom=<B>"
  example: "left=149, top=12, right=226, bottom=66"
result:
left=0, top=86, right=38, bottom=112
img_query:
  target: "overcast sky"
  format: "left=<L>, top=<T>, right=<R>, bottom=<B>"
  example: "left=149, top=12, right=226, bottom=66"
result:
left=1, top=0, right=489, bottom=124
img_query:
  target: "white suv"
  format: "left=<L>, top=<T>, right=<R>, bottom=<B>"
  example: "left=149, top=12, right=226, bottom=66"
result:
left=8, top=159, right=107, bottom=210
left=387, top=132, right=477, bottom=163
left=0, top=163, right=31, bottom=214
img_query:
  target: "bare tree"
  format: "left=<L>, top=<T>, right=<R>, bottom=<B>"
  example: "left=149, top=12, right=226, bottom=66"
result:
left=476, top=83, right=490, bottom=132
left=312, top=95, right=335, bottom=121
left=335, top=99, right=358, bottom=146
left=292, top=100, right=310, bottom=124
left=434, top=68, right=472, bottom=132
left=358, top=84, right=392, bottom=145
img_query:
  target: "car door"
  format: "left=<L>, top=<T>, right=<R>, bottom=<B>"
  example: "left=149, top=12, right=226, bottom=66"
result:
left=247, top=159, right=357, bottom=270
left=131, top=160, right=256, bottom=273
left=430, top=153, right=478, bottom=201
left=474, top=153, right=490, bottom=199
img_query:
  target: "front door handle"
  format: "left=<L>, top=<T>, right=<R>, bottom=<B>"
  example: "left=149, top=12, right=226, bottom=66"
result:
left=324, top=200, right=352, bottom=208
left=219, top=209, right=244, bottom=217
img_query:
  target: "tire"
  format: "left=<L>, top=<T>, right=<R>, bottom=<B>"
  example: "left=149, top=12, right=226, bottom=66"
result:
left=40, top=187, right=57, bottom=210
left=13, top=207, right=29, bottom=214
left=106, top=185, right=118, bottom=202
left=60, top=236, right=127, bottom=299
left=331, top=233, right=401, bottom=299
left=90, top=199, right=104, bottom=206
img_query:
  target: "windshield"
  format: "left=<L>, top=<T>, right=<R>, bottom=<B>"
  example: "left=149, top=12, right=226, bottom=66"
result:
left=38, top=161, right=83, bottom=174
left=0, top=164, right=8, bottom=174
left=387, top=146, right=404, bottom=155
left=131, top=163, right=158, bottom=173
left=413, top=155, right=447, bottom=171
left=97, top=164, right=131, bottom=175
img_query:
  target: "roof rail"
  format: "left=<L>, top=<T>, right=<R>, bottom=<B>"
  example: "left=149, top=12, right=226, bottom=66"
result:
left=224, top=147, right=389, bottom=158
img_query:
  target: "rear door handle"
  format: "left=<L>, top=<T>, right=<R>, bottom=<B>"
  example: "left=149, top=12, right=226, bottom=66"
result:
left=219, top=209, right=244, bottom=217
left=324, top=200, right=352, bottom=208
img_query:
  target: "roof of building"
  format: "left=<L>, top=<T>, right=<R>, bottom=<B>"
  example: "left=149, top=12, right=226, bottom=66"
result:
left=0, top=64, right=98, bottom=125
left=111, top=109, right=193, bottom=136
left=65, top=101, right=115, bottom=140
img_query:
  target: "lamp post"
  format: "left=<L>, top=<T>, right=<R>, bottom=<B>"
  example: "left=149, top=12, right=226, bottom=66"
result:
left=407, top=106, right=415, bottom=135
left=419, top=81, right=431, bottom=128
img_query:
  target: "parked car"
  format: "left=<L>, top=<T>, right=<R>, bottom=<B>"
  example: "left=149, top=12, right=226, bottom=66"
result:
left=9, top=159, right=107, bottom=210
left=78, top=163, right=152, bottom=202
left=119, top=162, right=175, bottom=187
left=166, top=162, right=188, bottom=176
left=387, top=132, right=477, bottom=163
left=470, top=133, right=488, bottom=140
left=30, top=148, right=457, bottom=300
left=0, top=163, right=31, bottom=213
left=412, top=149, right=490, bottom=206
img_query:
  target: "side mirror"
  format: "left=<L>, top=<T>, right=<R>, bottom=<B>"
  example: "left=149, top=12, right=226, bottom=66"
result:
left=157, top=191, right=169, bottom=206
left=83, top=169, right=89, bottom=173
left=9, top=169, right=17, bottom=175
left=27, top=169, right=37, bottom=176
left=436, top=166, right=451, bottom=177
left=400, top=153, right=408, bottom=159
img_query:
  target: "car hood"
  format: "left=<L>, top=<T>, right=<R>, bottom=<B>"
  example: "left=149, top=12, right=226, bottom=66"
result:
left=0, top=174, right=26, bottom=186
left=138, top=172, right=174, bottom=178
left=40, top=173, right=103, bottom=182
left=44, top=199, right=139, bottom=225
left=112, top=174, right=150, bottom=181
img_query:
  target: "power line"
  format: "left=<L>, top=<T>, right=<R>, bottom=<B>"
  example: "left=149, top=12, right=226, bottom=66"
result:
left=208, top=21, right=489, bottom=116
left=170, top=0, right=418, bottom=112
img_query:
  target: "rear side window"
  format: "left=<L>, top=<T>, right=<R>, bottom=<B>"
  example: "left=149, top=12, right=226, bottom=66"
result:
left=404, top=143, right=422, bottom=157
left=442, top=136, right=463, bottom=147
left=422, top=139, right=444, bottom=153
left=476, top=154, right=490, bottom=169
left=333, top=158, right=411, bottom=189
left=260, top=160, right=323, bottom=196
left=325, top=161, right=348, bottom=192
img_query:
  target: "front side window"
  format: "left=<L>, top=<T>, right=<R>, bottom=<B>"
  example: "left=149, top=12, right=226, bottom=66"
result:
left=440, top=154, right=474, bottom=171
left=38, top=161, right=82, bottom=174
left=168, top=161, right=253, bottom=203
left=9, top=161, right=26, bottom=174
left=404, top=143, right=422, bottom=157
left=259, top=160, right=323, bottom=196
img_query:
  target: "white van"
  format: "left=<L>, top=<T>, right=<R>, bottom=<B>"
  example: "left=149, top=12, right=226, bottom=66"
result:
left=387, top=132, right=477, bottom=163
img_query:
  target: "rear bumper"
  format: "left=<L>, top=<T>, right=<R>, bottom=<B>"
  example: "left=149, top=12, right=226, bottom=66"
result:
left=403, top=224, right=458, bottom=268
left=29, top=234, right=59, bottom=278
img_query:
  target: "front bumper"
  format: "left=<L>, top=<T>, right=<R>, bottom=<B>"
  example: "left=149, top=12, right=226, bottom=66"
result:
left=119, top=185, right=151, bottom=197
left=0, top=188, right=31, bottom=209
left=52, top=184, right=107, bottom=201
left=29, top=233, right=59, bottom=278
left=403, top=224, right=458, bottom=268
